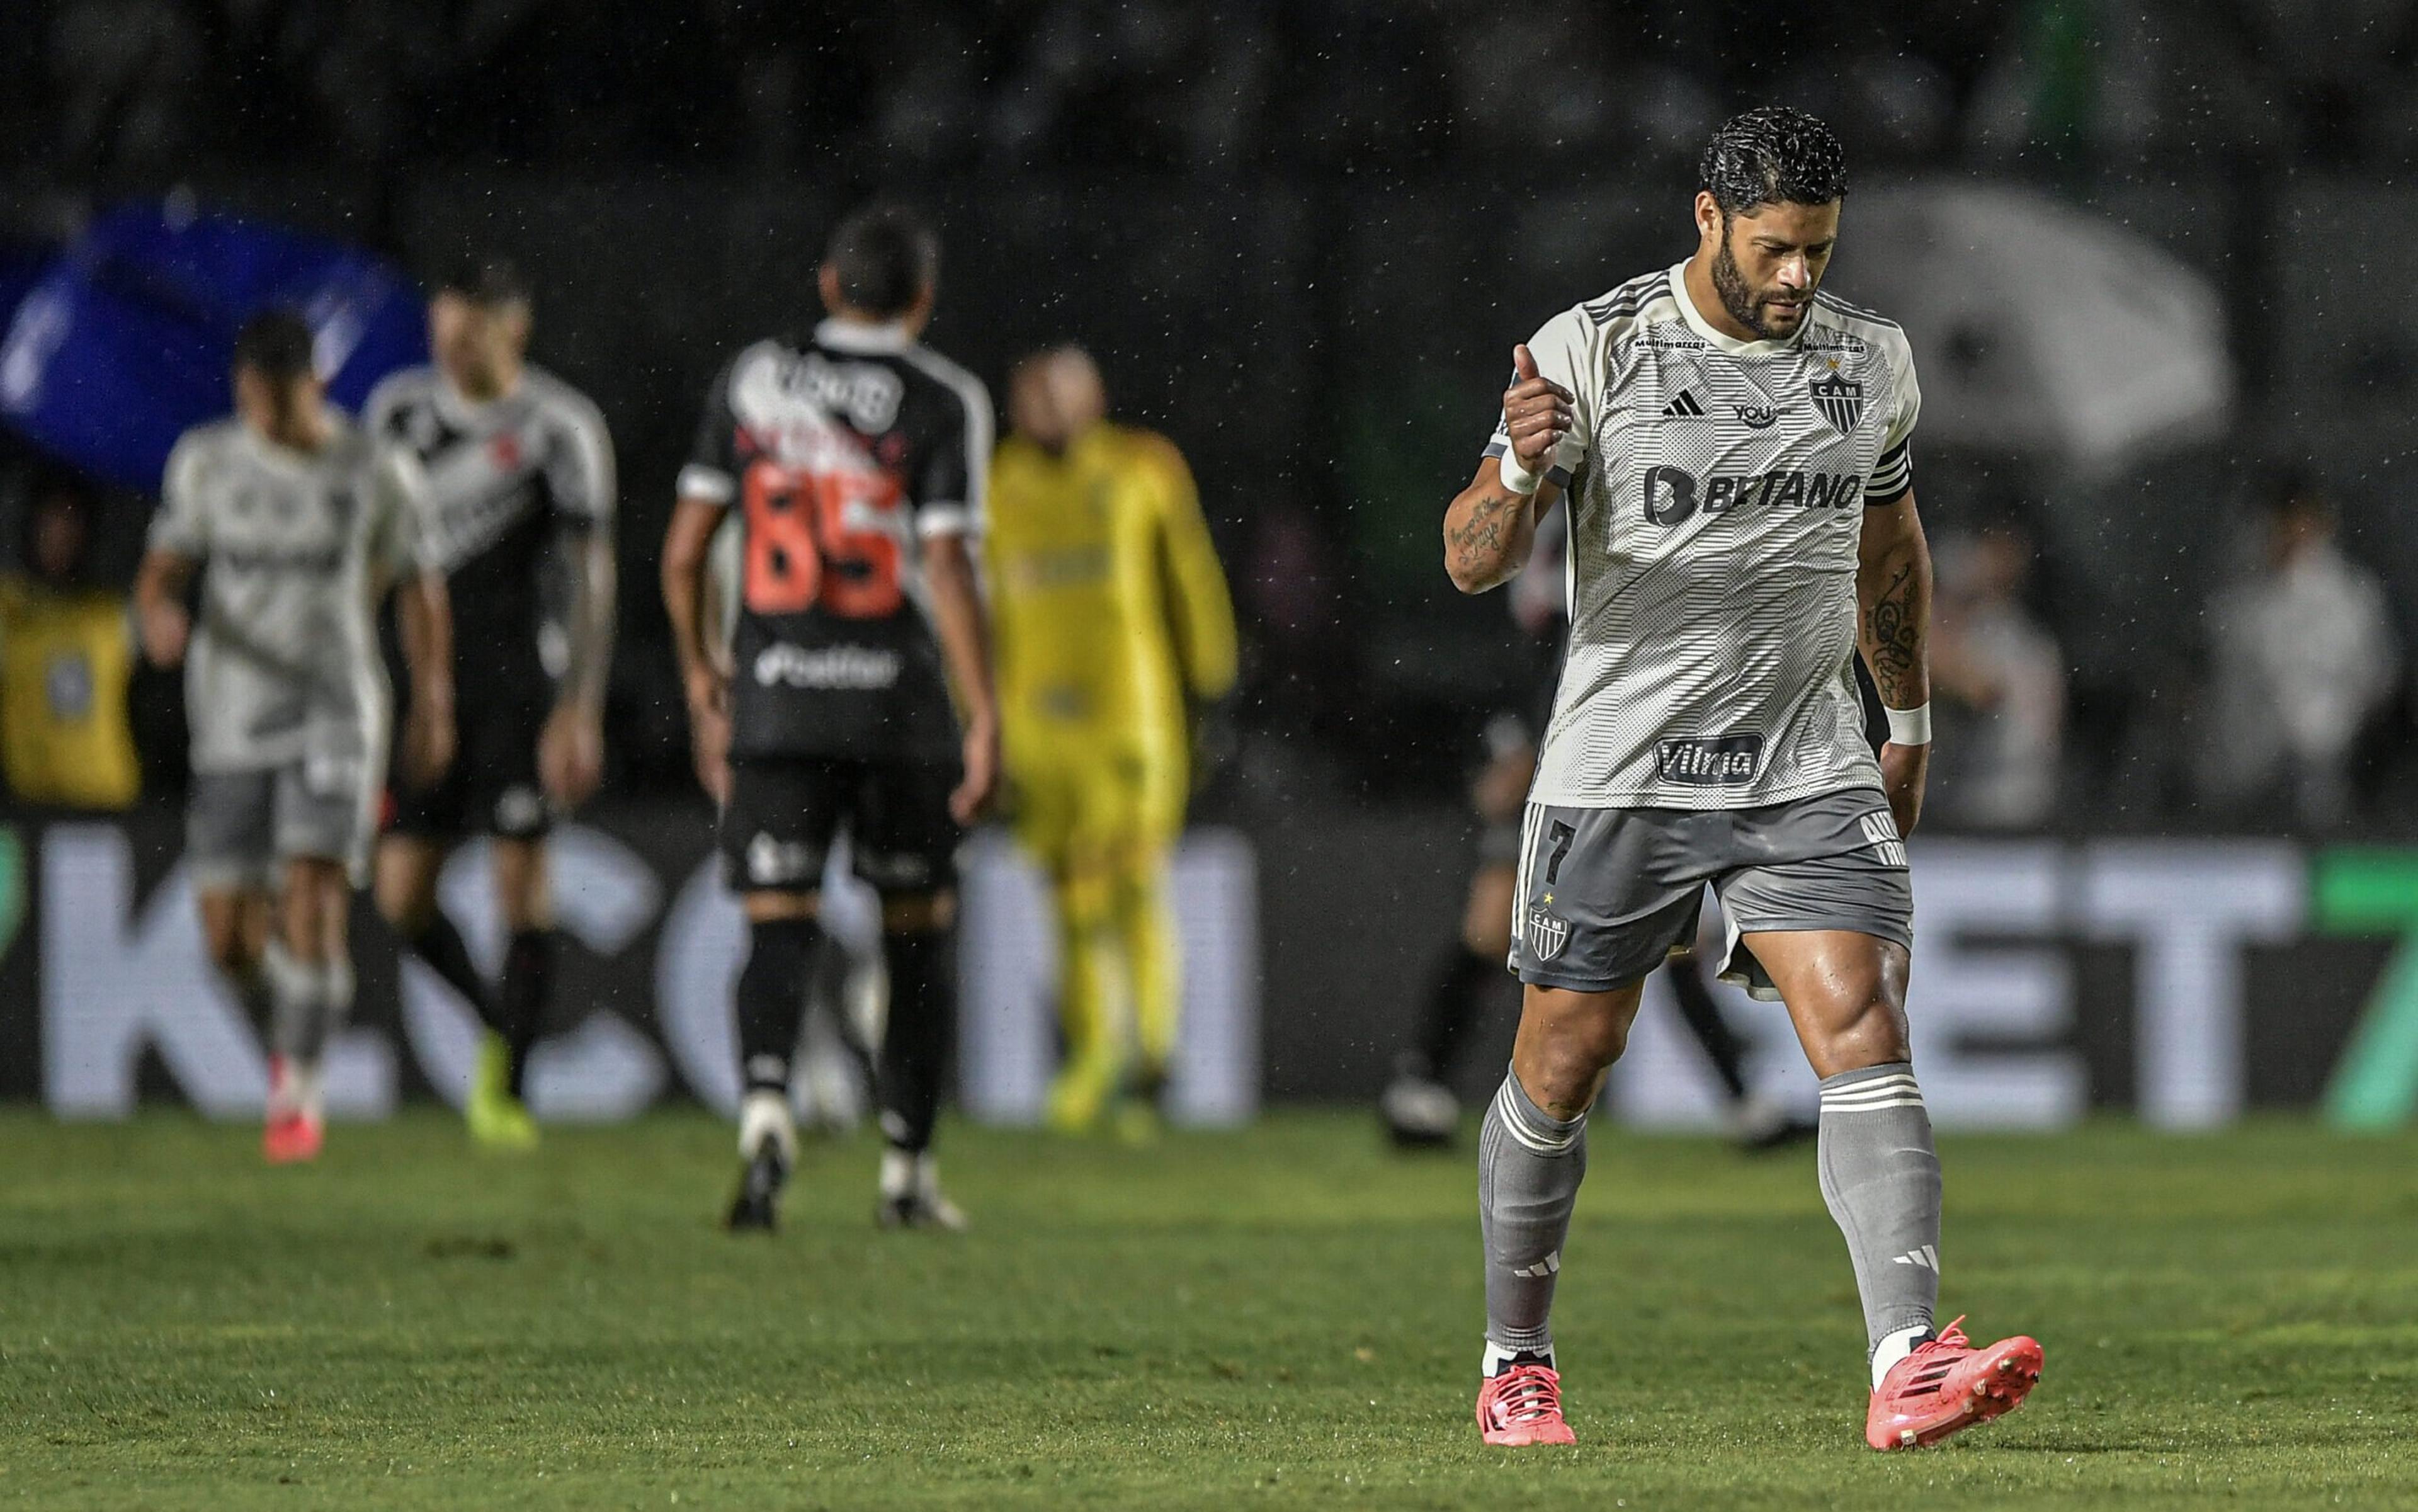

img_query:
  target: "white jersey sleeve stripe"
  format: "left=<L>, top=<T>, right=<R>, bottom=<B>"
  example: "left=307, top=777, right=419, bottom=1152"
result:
left=677, top=463, right=736, bottom=504
left=899, top=345, right=993, bottom=535
left=538, top=376, right=618, bottom=529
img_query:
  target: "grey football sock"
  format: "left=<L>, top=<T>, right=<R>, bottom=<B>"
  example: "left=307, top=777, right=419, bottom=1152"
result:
left=322, top=957, right=356, bottom=1054
left=1817, top=1062, right=1941, bottom=1367
left=264, top=945, right=332, bottom=1066
left=1478, top=1071, right=1589, bottom=1361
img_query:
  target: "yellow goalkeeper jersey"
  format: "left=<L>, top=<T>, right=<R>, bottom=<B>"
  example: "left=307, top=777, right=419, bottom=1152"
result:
left=987, top=423, right=1237, bottom=776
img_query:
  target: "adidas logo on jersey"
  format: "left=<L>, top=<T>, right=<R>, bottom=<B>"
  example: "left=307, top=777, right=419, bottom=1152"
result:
left=1890, top=1245, right=1939, bottom=1271
left=1660, top=389, right=1708, bottom=418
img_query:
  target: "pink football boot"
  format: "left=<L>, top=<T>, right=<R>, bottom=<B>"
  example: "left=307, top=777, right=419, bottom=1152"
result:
left=1866, top=1317, right=2043, bottom=1450
left=1476, top=1363, right=1577, bottom=1447
left=262, top=1055, right=324, bottom=1164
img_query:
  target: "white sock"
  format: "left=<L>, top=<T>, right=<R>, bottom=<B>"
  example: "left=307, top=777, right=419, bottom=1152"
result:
left=1481, top=1339, right=1554, bottom=1378
left=880, top=1147, right=928, bottom=1201
left=271, top=1057, right=324, bottom=1121
left=1871, top=1322, right=1932, bottom=1389
left=738, top=1089, right=797, bottom=1163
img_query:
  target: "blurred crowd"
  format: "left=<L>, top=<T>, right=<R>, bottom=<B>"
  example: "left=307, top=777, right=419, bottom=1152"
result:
left=14, top=1, right=2418, bottom=178
left=1919, top=469, right=2405, bottom=834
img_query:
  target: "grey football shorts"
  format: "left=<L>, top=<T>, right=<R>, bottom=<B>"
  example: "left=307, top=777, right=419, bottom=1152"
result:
left=187, top=761, right=380, bottom=892
left=1509, top=785, right=1912, bottom=1001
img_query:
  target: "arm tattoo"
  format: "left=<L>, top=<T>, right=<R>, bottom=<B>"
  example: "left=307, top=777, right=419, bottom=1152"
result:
left=1862, top=560, right=1923, bottom=703
left=1448, top=490, right=1518, bottom=576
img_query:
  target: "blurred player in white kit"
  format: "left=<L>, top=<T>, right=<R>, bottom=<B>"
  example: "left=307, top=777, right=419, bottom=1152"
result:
left=135, top=310, right=455, bottom=1163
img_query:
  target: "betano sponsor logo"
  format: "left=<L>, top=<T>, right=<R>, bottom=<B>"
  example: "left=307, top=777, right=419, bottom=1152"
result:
left=752, top=644, right=904, bottom=690
left=1642, top=465, right=1863, bottom=526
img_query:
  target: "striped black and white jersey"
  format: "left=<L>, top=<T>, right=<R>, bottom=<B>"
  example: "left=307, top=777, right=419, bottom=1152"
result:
left=1482, top=262, right=1920, bottom=810
left=363, top=364, right=615, bottom=696
left=678, top=318, right=992, bottom=765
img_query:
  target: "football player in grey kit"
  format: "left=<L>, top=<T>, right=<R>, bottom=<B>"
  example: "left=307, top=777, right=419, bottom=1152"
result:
left=1442, top=107, right=2042, bottom=1451
left=136, top=310, right=455, bottom=1164
left=365, top=259, right=617, bottom=1151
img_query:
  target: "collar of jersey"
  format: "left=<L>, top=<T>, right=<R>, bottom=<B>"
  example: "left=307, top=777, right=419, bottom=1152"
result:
left=431, top=370, right=525, bottom=428
left=236, top=415, right=346, bottom=475
left=815, top=317, right=914, bottom=355
left=1666, top=263, right=1806, bottom=358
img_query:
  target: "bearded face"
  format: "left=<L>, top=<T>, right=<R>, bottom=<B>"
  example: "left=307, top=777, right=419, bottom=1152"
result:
left=1701, top=200, right=1839, bottom=341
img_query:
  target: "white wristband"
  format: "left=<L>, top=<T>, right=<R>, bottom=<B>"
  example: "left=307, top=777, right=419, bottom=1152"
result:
left=1884, top=702, right=1933, bottom=746
left=1496, top=450, right=1545, bottom=497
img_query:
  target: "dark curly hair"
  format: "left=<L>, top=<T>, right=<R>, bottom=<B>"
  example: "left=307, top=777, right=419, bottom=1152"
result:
left=231, top=308, right=316, bottom=381
left=826, top=202, right=940, bottom=319
left=1699, top=106, right=1849, bottom=217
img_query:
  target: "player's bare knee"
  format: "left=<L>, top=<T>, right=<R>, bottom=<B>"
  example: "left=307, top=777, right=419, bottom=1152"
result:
left=1514, top=1038, right=1611, bottom=1122
left=200, top=902, right=254, bottom=976
left=372, top=844, right=438, bottom=933
left=1798, top=981, right=1911, bottom=1076
left=1515, top=988, right=1635, bottom=1111
left=275, top=859, right=346, bottom=962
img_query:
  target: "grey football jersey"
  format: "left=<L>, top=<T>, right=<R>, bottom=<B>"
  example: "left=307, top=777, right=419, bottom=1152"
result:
left=152, top=416, right=431, bottom=778
left=1483, top=263, right=1921, bottom=810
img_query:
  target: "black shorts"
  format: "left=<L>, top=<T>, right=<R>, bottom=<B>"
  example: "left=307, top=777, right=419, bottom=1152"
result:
left=719, top=756, right=961, bottom=896
left=388, top=700, right=552, bottom=841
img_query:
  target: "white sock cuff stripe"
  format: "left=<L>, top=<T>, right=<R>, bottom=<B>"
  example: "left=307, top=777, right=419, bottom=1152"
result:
left=1490, top=1081, right=1584, bottom=1155
left=1823, top=1086, right=1924, bottom=1103
left=1822, top=1069, right=1921, bottom=1091
left=1820, top=1072, right=1924, bottom=1109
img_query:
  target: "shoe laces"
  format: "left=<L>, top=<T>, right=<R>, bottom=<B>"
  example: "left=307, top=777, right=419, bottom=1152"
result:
left=1921, top=1316, right=1972, bottom=1354
left=1487, top=1364, right=1564, bottom=1425
left=1888, top=1317, right=1972, bottom=1400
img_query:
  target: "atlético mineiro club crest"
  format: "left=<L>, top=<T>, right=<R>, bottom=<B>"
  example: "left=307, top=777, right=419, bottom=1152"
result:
left=1809, top=371, right=1864, bottom=435
left=1527, top=907, right=1570, bottom=962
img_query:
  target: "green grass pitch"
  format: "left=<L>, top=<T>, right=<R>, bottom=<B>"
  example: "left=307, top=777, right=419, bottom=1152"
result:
left=4, top=1111, right=2415, bottom=1509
